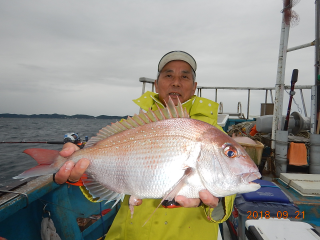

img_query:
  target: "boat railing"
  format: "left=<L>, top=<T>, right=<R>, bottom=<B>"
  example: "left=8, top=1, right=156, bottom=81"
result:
left=196, top=85, right=313, bottom=119
left=139, top=77, right=313, bottom=120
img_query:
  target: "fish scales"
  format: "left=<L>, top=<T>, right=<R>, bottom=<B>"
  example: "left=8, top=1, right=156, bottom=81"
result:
left=70, top=118, right=211, bottom=199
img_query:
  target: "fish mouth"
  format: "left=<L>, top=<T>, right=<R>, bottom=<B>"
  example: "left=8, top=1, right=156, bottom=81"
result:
left=241, top=172, right=261, bottom=183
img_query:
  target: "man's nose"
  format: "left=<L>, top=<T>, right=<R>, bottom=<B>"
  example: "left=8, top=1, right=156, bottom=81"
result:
left=171, top=76, right=181, bottom=87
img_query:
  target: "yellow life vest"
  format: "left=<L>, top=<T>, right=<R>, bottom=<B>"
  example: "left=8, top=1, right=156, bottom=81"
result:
left=132, top=91, right=225, bottom=133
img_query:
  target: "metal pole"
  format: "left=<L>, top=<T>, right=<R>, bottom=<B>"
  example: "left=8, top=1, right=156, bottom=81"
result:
left=247, top=89, right=250, bottom=119
left=271, top=11, right=290, bottom=150
left=287, top=41, right=315, bottom=52
left=264, top=90, right=268, bottom=115
left=142, top=82, right=146, bottom=95
left=315, top=0, right=320, bottom=133
left=270, top=90, right=274, bottom=103
left=265, top=90, right=268, bottom=103
left=215, top=89, right=218, bottom=103
left=299, top=89, right=307, bottom=117
left=311, top=86, right=317, bottom=133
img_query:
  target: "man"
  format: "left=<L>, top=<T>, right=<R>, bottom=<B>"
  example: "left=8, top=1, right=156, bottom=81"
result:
left=55, top=51, right=235, bottom=239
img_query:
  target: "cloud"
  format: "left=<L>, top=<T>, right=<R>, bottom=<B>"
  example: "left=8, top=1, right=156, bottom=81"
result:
left=0, top=0, right=315, bottom=117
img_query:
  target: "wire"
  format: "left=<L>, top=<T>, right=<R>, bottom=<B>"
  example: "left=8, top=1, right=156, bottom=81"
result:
left=39, top=199, right=85, bottom=216
left=285, top=89, right=302, bottom=114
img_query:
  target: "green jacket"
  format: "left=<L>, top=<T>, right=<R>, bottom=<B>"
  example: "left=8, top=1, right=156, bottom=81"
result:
left=103, top=92, right=235, bottom=240
left=133, top=91, right=224, bottom=132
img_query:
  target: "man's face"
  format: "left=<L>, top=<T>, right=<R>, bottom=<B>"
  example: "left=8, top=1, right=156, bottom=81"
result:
left=155, top=60, right=197, bottom=106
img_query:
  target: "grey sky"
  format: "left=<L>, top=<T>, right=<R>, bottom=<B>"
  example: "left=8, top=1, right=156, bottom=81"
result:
left=0, top=1, right=316, bottom=117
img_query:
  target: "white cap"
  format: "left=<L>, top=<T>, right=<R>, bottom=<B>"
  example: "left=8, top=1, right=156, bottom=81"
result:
left=158, top=51, right=197, bottom=72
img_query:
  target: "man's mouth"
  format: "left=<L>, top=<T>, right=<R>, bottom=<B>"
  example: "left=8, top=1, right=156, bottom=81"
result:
left=169, top=92, right=181, bottom=97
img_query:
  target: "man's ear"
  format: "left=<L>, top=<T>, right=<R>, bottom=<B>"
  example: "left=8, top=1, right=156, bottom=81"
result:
left=154, top=79, right=159, bottom=93
left=192, top=81, right=197, bottom=94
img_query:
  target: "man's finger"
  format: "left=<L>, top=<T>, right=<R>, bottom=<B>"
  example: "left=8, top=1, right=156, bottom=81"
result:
left=135, top=199, right=143, bottom=206
left=131, top=198, right=143, bottom=207
left=54, top=160, right=75, bottom=184
left=60, top=142, right=80, bottom=157
left=199, top=190, right=219, bottom=208
left=175, top=195, right=201, bottom=208
left=67, top=158, right=90, bottom=182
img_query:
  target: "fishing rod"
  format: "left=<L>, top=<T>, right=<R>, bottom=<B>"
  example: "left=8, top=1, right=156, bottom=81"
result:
left=0, top=133, right=89, bottom=148
left=283, top=69, right=298, bottom=131
left=0, top=141, right=64, bottom=144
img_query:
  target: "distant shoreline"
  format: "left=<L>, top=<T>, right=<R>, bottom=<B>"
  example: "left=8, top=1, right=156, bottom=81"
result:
left=0, top=113, right=127, bottom=119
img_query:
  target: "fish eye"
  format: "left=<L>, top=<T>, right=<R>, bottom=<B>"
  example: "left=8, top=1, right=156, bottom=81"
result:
left=223, top=144, right=237, bottom=158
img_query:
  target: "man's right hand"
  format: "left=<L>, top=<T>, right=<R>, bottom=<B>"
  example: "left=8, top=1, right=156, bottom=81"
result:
left=54, top=142, right=90, bottom=185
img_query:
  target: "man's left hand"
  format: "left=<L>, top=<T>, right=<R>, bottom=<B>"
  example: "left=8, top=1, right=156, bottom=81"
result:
left=175, top=190, right=219, bottom=208
left=134, top=190, right=220, bottom=208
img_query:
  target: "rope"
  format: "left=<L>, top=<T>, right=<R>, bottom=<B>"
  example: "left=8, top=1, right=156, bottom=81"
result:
left=227, top=121, right=256, bottom=138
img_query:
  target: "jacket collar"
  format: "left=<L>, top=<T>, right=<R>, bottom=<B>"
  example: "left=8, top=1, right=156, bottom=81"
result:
left=133, top=91, right=197, bottom=111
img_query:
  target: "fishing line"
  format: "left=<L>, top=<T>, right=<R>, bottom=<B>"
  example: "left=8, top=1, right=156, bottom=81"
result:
left=39, top=199, right=85, bottom=216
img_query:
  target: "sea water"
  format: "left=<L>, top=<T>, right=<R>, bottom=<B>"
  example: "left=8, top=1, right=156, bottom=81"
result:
left=0, top=118, right=119, bottom=188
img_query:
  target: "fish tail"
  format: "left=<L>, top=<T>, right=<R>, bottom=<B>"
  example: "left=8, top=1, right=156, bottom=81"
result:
left=13, top=148, right=66, bottom=179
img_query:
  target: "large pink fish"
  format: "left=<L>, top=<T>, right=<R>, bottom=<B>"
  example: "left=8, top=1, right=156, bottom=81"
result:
left=15, top=98, right=261, bottom=208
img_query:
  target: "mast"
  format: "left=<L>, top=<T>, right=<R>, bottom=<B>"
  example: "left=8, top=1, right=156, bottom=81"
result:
left=315, top=0, right=320, bottom=134
left=271, top=4, right=290, bottom=151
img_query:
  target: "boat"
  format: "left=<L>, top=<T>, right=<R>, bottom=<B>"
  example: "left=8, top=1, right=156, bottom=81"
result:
left=0, top=176, right=119, bottom=239
left=1, top=1, right=319, bottom=240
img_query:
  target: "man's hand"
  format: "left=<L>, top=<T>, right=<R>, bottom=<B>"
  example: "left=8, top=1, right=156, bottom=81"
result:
left=54, top=142, right=90, bottom=185
left=175, top=190, right=220, bottom=208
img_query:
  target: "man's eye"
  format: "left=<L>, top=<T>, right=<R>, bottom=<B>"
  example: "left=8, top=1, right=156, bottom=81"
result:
left=166, top=74, right=172, bottom=78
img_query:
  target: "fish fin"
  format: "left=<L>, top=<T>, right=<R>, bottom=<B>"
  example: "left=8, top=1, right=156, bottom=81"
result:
left=142, top=167, right=193, bottom=226
left=167, top=97, right=178, bottom=118
left=85, top=121, right=131, bottom=148
left=113, top=121, right=128, bottom=131
left=139, top=109, right=153, bottom=123
left=153, top=103, right=165, bottom=120
left=13, top=148, right=64, bottom=179
left=184, top=108, right=189, bottom=118
left=85, top=96, right=189, bottom=148
left=132, top=114, right=147, bottom=126
left=178, top=100, right=188, bottom=118
left=23, top=148, right=60, bottom=165
left=163, top=99, right=173, bottom=118
left=126, top=116, right=140, bottom=127
left=13, top=165, right=59, bottom=179
left=162, top=167, right=194, bottom=201
left=147, top=108, right=159, bottom=121
left=82, top=175, right=124, bottom=204
left=111, top=195, right=124, bottom=208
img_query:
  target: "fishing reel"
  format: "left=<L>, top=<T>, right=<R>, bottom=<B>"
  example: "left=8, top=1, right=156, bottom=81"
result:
left=64, top=133, right=88, bottom=149
left=64, top=133, right=81, bottom=144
